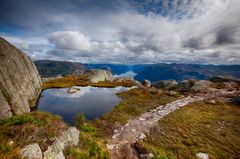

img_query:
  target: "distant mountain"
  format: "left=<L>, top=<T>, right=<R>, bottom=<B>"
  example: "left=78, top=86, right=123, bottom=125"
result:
left=85, top=64, right=149, bottom=75
left=135, top=63, right=240, bottom=82
left=34, top=61, right=240, bottom=82
left=34, top=60, right=86, bottom=78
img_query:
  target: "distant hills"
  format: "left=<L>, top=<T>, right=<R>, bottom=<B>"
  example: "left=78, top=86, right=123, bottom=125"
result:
left=135, top=63, right=240, bottom=82
left=34, top=60, right=240, bottom=82
left=85, top=64, right=148, bottom=75
left=34, top=60, right=86, bottom=78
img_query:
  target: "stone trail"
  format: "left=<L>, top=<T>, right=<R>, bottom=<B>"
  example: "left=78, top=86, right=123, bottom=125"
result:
left=107, top=96, right=204, bottom=159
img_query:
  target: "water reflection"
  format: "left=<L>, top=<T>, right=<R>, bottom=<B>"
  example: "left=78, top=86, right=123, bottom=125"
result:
left=37, top=86, right=132, bottom=123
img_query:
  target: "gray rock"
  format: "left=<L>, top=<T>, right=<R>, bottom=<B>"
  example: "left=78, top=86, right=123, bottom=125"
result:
left=140, top=153, right=154, bottom=159
left=114, top=77, right=134, bottom=83
left=88, top=70, right=113, bottom=83
left=20, top=143, right=42, bottom=159
left=196, top=152, right=209, bottom=159
left=178, top=79, right=196, bottom=91
left=153, top=80, right=178, bottom=90
left=142, top=80, right=151, bottom=87
left=0, top=37, right=42, bottom=118
left=135, top=80, right=142, bottom=86
left=43, top=127, right=80, bottom=159
left=167, top=91, right=178, bottom=96
left=191, top=80, right=211, bottom=92
left=67, top=86, right=80, bottom=94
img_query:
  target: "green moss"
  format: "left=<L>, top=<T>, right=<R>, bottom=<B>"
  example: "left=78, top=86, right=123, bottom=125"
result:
left=65, top=116, right=110, bottom=159
left=0, top=114, right=46, bottom=126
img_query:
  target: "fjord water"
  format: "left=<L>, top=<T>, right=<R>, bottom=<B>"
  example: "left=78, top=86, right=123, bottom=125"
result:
left=37, top=86, right=130, bottom=123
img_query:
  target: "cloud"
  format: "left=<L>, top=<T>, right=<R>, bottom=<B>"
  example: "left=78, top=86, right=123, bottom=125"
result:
left=48, top=31, right=91, bottom=51
left=1, top=0, right=240, bottom=64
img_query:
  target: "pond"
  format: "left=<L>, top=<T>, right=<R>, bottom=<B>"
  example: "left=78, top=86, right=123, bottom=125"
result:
left=36, top=86, right=131, bottom=123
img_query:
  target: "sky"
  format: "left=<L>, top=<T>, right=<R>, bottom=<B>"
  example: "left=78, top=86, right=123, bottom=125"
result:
left=0, top=0, right=240, bottom=64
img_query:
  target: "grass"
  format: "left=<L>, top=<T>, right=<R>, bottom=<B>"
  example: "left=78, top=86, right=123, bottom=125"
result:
left=136, top=101, right=240, bottom=159
left=93, top=87, right=179, bottom=137
left=64, top=115, right=110, bottom=159
left=0, top=112, right=67, bottom=157
left=42, top=74, right=135, bottom=90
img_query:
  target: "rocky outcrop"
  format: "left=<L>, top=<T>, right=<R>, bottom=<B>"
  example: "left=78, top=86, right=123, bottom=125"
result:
left=88, top=70, right=113, bottom=83
left=43, top=127, right=80, bottom=159
left=152, top=80, right=178, bottom=90
left=114, top=77, right=134, bottom=83
left=20, top=143, right=42, bottom=159
left=191, top=80, right=212, bottom=92
left=20, top=127, right=80, bottom=159
left=142, top=80, right=151, bottom=87
left=0, top=37, right=42, bottom=118
left=178, top=79, right=196, bottom=92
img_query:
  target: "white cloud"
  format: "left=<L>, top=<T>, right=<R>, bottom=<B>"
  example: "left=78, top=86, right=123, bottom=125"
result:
left=48, top=31, right=91, bottom=51
left=2, top=0, right=240, bottom=64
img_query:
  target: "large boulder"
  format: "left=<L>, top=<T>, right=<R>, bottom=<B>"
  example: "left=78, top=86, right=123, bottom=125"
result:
left=191, top=80, right=212, bottom=92
left=152, top=80, right=178, bottom=90
left=0, top=37, right=42, bottom=118
left=178, top=79, right=196, bottom=92
left=88, top=70, right=113, bottom=83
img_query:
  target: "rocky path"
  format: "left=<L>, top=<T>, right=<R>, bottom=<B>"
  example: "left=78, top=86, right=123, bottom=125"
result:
left=106, top=96, right=204, bottom=159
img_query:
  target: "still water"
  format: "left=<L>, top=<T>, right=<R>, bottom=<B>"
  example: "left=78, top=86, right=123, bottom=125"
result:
left=37, top=86, right=131, bottom=123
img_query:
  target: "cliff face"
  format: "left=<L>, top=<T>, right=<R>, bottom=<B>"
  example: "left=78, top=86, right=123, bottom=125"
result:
left=0, top=37, right=42, bottom=118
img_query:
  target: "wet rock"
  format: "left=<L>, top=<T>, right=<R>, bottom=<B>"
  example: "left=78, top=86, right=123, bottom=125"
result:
left=67, top=86, right=80, bottom=94
left=0, top=37, right=42, bottom=118
left=142, top=80, right=151, bottom=87
left=20, top=143, right=42, bottom=159
left=153, top=80, right=178, bottom=90
left=88, top=70, right=113, bottom=83
left=196, top=152, right=209, bottom=159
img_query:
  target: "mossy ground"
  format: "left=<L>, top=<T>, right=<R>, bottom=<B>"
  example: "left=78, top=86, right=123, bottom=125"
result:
left=42, top=74, right=135, bottom=90
left=137, top=101, right=240, bottom=159
left=64, top=115, right=110, bottom=159
left=0, top=112, right=67, bottom=159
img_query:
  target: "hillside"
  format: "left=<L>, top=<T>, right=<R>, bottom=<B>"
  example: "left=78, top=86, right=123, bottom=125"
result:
left=34, top=60, right=86, bottom=78
left=135, top=63, right=240, bottom=82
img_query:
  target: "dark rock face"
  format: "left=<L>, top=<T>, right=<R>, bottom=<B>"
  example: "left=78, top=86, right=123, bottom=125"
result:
left=0, top=37, right=42, bottom=118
